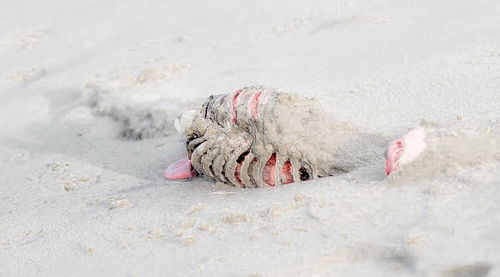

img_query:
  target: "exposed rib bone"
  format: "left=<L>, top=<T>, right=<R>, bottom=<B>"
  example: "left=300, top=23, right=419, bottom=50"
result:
left=247, top=157, right=258, bottom=186
left=224, top=145, right=250, bottom=187
left=212, top=154, right=227, bottom=183
left=305, top=163, right=319, bottom=179
left=191, top=139, right=214, bottom=173
left=187, top=136, right=207, bottom=153
left=310, top=165, right=319, bottom=179
left=274, top=153, right=286, bottom=186
left=201, top=148, right=220, bottom=179
left=290, top=157, right=301, bottom=182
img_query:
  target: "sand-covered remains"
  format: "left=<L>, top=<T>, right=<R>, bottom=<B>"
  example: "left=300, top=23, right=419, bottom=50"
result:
left=174, top=86, right=391, bottom=187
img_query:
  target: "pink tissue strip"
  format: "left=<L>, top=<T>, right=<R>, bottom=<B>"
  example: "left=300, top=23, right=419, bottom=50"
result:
left=163, top=156, right=197, bottom=179
left=231, top=89, right=242, bottom=123
left=385, top=139, right=403, bottom=175
left=248, top=91, right=262, bottom=118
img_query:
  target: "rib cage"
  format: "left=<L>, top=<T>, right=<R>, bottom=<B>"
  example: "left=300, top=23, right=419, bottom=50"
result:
left=181, top=86, right=388, bottom=187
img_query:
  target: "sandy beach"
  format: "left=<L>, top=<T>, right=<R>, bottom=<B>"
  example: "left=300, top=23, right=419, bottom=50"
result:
left=1, top=0, right=499, bottom=276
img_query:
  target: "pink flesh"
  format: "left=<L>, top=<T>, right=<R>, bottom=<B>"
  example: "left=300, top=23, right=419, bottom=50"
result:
left=385, top=128, right=426, bottom=175
left=234, top=153, right=295, bottom=187
left=280, top=161, right=294, bottom=184
left=385, top=139, right=404, bottom=175
left=234, top=158, right=245, bottom=188
left=163, top=157, right=197, bottom=179
left=263, top=154, right=277, bottom=187
left=231, top=90, right=242, bottom=124
left=248, top=91, right=262, bottom=118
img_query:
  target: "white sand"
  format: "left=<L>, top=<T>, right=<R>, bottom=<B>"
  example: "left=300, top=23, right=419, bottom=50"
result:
left=1, top=0, right=499, bottom=276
